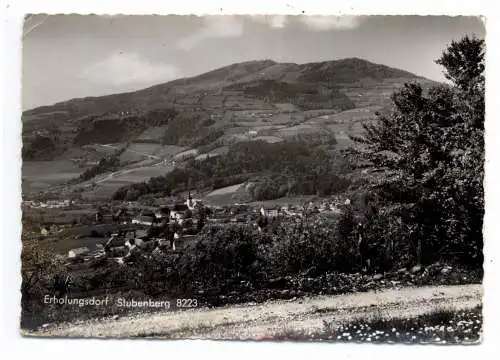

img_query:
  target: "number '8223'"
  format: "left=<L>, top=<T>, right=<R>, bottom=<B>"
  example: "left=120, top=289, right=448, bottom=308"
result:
left=176, top=298, right=198, bottom=308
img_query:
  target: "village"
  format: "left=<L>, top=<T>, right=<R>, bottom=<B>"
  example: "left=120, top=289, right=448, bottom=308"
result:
left=23, top=194, right=351, bottom=268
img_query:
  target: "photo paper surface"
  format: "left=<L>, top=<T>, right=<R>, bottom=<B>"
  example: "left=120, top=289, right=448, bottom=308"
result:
left=20, top=14, right=485, bottom=342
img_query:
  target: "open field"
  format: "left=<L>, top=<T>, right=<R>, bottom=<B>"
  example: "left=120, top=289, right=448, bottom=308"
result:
left=206, top=145, right=230, bottom=155
left=277, top=124, right=325, bottom=138
left=206, top=183, right=245, bottom=197
left=82, top=143, right=125, bottom=153
left=22, top=161, right=85, bottom=192
left=74, top=163, right=175, bottom=200
left=253, top=135, right=284, bottom=143
left=27, top=284, right=482, bottom=339
left=119, top=144, right=186, bottom=163
left=93, top=164, right=174, bottom=185
left=274, top=103, right=299, bottom=112
left=269, top=113, right=302, bottom=125
left=136, top=126, right=169, bottom=142
left=204, top=183, right=249, bottom=205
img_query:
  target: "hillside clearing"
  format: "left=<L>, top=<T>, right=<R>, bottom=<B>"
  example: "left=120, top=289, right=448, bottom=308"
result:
left=206, top=183, right=245, bottom=197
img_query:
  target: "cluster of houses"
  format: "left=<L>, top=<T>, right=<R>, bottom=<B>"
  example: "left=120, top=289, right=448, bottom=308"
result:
left=68, top=194, right=205, bottom=264
left=257, top=199, right=349, bottom=219
left=65, top=193, right=352, bottom=264
left=23, top=199, right=73, bottom=209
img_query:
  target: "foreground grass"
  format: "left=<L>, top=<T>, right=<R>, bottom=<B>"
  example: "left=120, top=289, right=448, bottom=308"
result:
left=275, top=306, right=482, bottom=344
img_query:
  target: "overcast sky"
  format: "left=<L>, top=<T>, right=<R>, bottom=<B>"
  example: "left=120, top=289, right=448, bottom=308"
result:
left=22, top=15, right=485, bottom=110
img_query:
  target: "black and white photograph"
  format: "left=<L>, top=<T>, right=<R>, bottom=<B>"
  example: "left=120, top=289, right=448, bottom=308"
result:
left=18, top=14, right=485, bottom=342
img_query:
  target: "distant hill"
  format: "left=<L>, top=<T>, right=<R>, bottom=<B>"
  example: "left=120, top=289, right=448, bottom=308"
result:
left=23, top=57, right=431, bottom=116
left=22, top=57, right=438, bottom=198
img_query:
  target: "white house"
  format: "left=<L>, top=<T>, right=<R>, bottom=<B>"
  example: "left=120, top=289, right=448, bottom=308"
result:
left=68, top=247, right=90, bottom=259
left=131, top=215, right=155, bottom=226
left=169, top=211, right=184, bottom=225
left=260, top=207, right=279, bottom=218
left=329, top=204, right=343, bottom=214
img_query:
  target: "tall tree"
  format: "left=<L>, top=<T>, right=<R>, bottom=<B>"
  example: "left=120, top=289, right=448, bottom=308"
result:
left=351, top=35, right=484, bottom=266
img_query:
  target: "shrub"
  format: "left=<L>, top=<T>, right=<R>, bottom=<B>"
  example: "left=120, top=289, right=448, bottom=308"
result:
left=264, top=218, right=359, bottom=277
left=175, top=224, right=263, bottom=293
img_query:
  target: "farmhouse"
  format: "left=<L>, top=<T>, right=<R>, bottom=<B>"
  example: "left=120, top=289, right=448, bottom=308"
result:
left=260, top=206, right=280, bottom=218
left=104, top=228, right=149, bottom=251
left=267, top=209, right=279, bottom=218
left=329, top=204, right=343, bottom=214
left=155, top=205, right=171, bottom=220
left=169, top=211, right=183, bottom=222
left=68, top=247, right=90, bottom=259
left=132, top=215, right=155, bottom=226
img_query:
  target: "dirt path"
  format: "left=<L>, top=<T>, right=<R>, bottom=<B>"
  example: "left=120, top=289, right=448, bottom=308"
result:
left=26, top=284, right=482, bottom=340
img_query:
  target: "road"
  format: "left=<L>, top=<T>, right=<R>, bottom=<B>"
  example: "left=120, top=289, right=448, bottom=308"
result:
left=26, top=284, right=482, bottom=339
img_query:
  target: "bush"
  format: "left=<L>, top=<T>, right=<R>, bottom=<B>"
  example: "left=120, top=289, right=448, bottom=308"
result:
left=264, top=218, right=359, bottom=277
left=175, top=224, right=263, bottom=293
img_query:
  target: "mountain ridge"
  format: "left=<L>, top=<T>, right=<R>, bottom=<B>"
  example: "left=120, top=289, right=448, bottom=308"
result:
left=23, top=57, right=431, bottom=114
